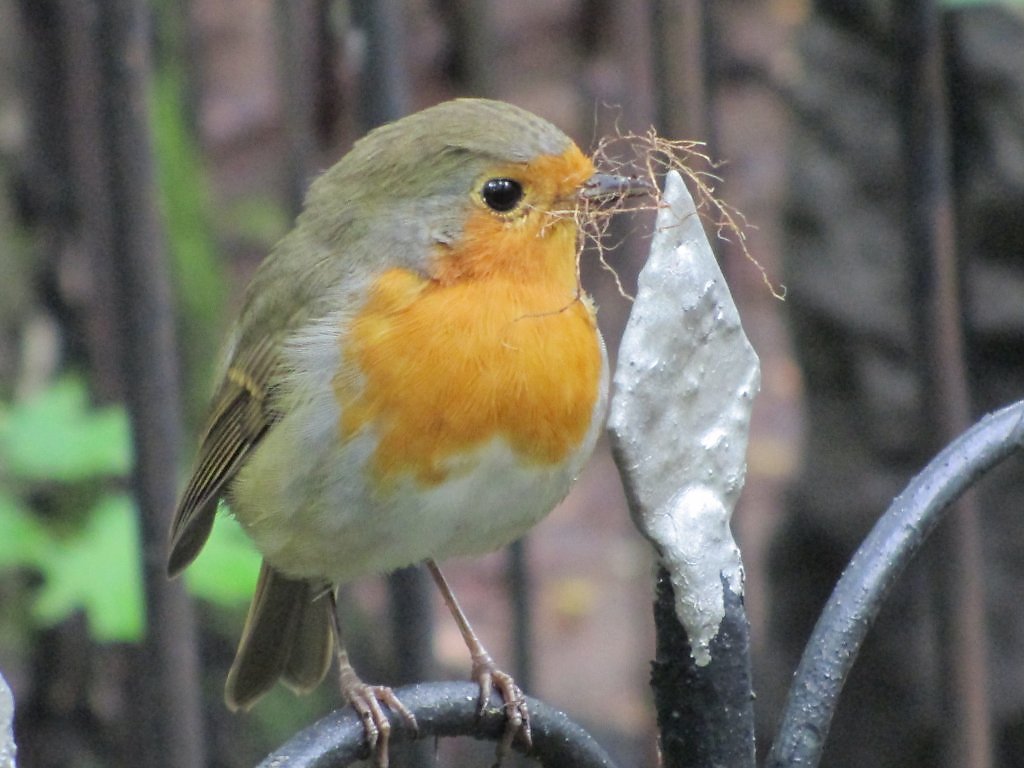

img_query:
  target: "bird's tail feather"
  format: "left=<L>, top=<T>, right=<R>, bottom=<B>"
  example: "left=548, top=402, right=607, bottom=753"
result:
left=225, top=561, right=333, bottom=710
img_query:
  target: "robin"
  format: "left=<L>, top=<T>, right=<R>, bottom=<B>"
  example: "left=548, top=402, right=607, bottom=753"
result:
left=167, top=98, right=649, bottom=764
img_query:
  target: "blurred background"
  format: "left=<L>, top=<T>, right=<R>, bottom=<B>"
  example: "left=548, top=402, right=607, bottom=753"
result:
left=1, top=1, right=1023, bottom=767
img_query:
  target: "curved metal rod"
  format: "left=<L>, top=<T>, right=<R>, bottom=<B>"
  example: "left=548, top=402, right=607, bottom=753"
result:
left=766, top=400, right=1024, bottom=767
left=257, top=681, right=621, bottom=768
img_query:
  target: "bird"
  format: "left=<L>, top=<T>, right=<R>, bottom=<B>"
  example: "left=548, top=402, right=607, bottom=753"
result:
left=167, top=97, right=649, bottom=765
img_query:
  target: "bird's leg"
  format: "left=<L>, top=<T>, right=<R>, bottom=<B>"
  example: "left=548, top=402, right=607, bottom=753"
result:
left=328, top=592, right=418, bottom=768
left=426, top=559, right=532, bottom=760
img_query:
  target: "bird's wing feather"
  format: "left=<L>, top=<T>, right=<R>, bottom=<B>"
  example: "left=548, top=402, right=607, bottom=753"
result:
left=167, top=333, right=282, bottom=576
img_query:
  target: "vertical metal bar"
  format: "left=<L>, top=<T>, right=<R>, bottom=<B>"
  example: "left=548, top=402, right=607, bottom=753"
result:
left=650, top=570, right=755, bottom=768
left=610, top=0, right=657, bottom=130
left=351, top=0, right=410, bottom=127
left=96, top=0, right=205, bottom=766
left=651, top=0, right=713, bottom=143
left=275, top=0, right=319, bottom=218
left=895, top=4, right=992, bottom=768
left=62, top=0, right=122, bottom=402
left=348, top=6, right=434, bottom=766
left=508, top=539, right=534, bottom=691
left=445, top=0, right=498, bottom=96
left=387, top=566, right=437, bottom=685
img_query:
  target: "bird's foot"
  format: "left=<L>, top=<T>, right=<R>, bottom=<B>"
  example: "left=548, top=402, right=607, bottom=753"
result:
left=341, top=676, right=418, bottom=768
left=471, top=651, right=532, bottom=765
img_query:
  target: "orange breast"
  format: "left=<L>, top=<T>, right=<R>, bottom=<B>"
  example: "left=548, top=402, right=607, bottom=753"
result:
left=335, top=214, right=602, bottom=487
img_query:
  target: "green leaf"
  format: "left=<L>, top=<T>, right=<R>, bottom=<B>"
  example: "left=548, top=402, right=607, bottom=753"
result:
left=0, top=491, right=50, bottom=569
left=183, top=508, right=260, bottom=606
left=33, top=494, right=144, bottom=642
left=0, top=378, right=131, bottom=481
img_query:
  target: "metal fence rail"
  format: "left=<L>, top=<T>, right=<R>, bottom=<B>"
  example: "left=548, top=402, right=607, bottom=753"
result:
left=257, top=682, right=619, bottom=768
left=767, top=400, right=1024, bottom=767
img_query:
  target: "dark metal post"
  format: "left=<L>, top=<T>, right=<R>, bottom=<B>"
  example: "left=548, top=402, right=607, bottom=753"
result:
left=508, top=539, right=534, bottom=691
left=351, top=0, right=410, bottom=128
left=895, top=4, right=993, bottom=767
left=651, top=570, right=755, bottom=768
left=442, top=0, right=498, bottom=95
left=651, top=0, right=713, bottom=143
left=97, top=1, right=205, bottom=765
left=275, top=0, right=320, bottom=218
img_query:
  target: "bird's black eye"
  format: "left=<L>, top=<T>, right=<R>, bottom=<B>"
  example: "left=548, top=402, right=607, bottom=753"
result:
left=481, top=178, right=524, bottom=213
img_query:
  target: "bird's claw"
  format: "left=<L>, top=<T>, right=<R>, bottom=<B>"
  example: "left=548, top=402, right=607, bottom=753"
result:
left=472, top=656, right=532, bottom=765
left=346, top=683, right=418, bottom=768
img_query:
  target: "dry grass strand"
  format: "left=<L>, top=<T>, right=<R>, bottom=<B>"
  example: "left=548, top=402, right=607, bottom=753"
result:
left=548, top=127, right=786, bottom=301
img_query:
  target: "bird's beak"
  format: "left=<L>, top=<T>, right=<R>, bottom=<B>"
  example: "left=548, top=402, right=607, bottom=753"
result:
left=579, top=172, right=654, bottom=202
